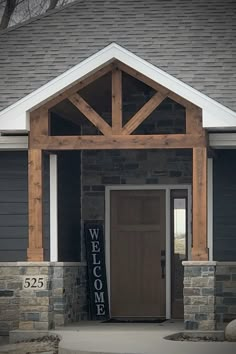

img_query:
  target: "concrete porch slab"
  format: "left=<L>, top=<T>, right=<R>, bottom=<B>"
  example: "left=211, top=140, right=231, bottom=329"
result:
left=10, top=320, right=236, bottom=354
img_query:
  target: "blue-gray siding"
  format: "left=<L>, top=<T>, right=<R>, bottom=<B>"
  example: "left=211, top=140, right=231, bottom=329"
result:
left=0, top=151, right=50, bottom=261
left=57, top=151, right=81, bottom=262
left=213, top=150, right=236, bottom=261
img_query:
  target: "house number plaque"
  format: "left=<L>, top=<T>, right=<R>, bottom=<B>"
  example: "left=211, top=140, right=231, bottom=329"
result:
left=23, top=276, right=47, bottom=290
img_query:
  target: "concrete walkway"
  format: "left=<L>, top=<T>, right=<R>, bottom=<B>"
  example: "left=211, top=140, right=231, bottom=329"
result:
left=52, top=321, right=236, bottom=354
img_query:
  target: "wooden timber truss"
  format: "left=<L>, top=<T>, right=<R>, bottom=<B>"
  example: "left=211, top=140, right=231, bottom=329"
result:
left=27, top=61, right=208, bottom=262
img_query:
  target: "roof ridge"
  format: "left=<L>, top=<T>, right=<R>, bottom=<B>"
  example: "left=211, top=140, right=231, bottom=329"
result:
left=0, top=0, right=80, bottom=36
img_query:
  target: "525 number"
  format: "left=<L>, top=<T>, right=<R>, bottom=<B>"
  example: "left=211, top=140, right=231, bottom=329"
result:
left=23, top=277, right=45, bottom=289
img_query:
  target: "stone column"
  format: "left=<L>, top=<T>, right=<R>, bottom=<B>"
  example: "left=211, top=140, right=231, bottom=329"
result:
left=19, top=264, right=54, bottom=330
left=183, top=261, right=216, bottom=330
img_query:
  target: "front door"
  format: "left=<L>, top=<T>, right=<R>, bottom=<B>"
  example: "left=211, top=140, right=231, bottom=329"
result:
left=110, top=190, right=166, bottom=318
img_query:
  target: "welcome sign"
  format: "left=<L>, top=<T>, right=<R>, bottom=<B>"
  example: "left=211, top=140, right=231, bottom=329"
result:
left=84, top=222, right=109, bottom=320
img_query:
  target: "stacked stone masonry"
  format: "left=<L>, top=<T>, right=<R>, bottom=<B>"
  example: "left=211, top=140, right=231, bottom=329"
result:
left=81, top=149, right=192, bottom=259
left=183, top=262, right=216, bottom=331
left=183, top=261, right=236, bottom=331
left=0, top=262, right=87, bottom=334
left=216, top=263, right=236, bottom=328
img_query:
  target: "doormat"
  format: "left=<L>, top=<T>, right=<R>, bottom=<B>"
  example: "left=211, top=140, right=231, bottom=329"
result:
left=102, top=318, right=166, bottom=323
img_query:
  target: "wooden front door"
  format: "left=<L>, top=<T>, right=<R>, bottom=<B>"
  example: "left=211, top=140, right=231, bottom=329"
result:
left=110, top=190, right=166, bottom=318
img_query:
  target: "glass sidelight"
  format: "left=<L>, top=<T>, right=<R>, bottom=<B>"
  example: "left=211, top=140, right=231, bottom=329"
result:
left=171, top=190, right=188, bottom=318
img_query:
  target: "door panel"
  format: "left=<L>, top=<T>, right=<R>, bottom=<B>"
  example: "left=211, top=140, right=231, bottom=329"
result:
left=110, top=190, right=166, bottom=317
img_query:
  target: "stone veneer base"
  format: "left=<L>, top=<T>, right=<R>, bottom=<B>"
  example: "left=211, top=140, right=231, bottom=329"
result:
left=183, top=261, right=236, bottom=331
left=0, top=262, right=88, bottom=334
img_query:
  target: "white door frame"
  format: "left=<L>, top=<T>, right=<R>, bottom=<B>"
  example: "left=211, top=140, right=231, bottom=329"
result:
left=105, top=184, right=192, bottom=319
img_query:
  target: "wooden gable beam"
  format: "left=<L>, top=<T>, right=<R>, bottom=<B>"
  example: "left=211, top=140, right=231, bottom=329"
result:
left=43, top=64, right=113, bottom=110
left=68, top=93, right=112, bottom=136
left=122, top=91, right=168, bottom=135
left=117, top=62, right=193, bottom=109
left=112, top=68, right=122, bottom=134
left=117, top=61, right=168, bottom=96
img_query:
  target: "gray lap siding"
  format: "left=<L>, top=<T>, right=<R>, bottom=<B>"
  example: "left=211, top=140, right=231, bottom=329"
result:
left=213, top=150, right=236, bottom=261
left=0, top=151, right=50, bottom=261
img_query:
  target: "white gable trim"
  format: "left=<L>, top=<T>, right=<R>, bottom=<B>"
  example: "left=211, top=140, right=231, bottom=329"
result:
left=0, top=43, right=236, bottom=131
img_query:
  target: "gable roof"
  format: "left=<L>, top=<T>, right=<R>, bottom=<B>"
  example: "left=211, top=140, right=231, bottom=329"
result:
left=0, top=0, right=235, bottom=129
left=1, top=42, right=236, bottom=131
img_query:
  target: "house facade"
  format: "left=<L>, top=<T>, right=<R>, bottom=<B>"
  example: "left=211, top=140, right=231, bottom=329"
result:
left=0, top=0, right=235, bottom=334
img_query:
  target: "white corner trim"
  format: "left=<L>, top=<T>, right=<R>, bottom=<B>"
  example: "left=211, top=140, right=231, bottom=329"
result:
left=50, top=154, right=58, bottom=262
left=207, top=158, right=213, bottom=261
left=1, top=43, right=236, bottom=131
left=0, top=136, right=28, bottom=150
left=209, top=133, right=236, bottom=148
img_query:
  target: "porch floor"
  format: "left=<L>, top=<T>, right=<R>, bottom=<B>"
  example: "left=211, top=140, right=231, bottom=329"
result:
left=49, top=320, right=234, bottom=354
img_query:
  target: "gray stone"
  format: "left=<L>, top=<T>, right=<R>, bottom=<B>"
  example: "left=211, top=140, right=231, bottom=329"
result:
left=225, top=319, right=236, bottom=341
left=184, top=320, right=198, bottom=330
left=0, top=291, right=13, bottom=297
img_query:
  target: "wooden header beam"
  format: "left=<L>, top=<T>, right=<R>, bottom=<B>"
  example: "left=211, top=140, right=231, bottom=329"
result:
left=31, top=134, right=206, bottom=150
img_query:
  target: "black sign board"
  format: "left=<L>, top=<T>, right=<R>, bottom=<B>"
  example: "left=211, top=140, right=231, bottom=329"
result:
left=84, top=222, right=109, bottom=320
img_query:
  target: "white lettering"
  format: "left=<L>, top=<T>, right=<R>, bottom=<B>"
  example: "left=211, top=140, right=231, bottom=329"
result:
left=89, top=228, right=99, bottom=240
left=96, top=304, right=105, bottom=315
left=93, top=266, right=102, bottom=278
left=94, top=292, right=105, bottom=303
left=91, top=241, right=100, bottom=253
left=92, top=253, right=101, bottom=265
left=94, top=278, right=103, bottom=291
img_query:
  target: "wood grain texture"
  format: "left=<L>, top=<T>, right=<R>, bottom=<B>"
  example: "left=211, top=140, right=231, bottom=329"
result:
left=27, top=149, right=44, bottom=261
left=118, top=62, right=194, bottom=109
left=112, top=68, right=122, bottom=134
left=192, top=147, right=208, bottom=260
left=43, top=64, right=113, bottom=110
left=69, top=93, right=112, bottom=135
left=110, top=190, right=166, bottom=317
left=30, top=134, right=207, bottom=150
left=168, top=92, right=193, bottom=109
left=186, top=106, right=204, bottom=135
left=29, top=109, right=49, bottom=148
left=122, top=91, right=167, bottom=135
left=117, top=61, right=168, bottom=95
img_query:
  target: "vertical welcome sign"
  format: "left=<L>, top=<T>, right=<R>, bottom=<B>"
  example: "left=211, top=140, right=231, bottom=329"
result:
left=85, top=222, right=109, bottom=320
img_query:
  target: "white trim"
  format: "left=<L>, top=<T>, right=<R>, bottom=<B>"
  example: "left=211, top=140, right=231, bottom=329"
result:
left=209, top=133, right=236, bottom=148
left=50, top=154, right=58, bottom=262
left=105, top=184, right=191, bottom=319
left=207, top=158, right=213, bottom=261
left=1, top=43, right=236, bottom=131
left=165, top=188, right=171, bottom=319
left=0, top=136, right=28, bottom=150
left=187, top=187, right=192, bottom=261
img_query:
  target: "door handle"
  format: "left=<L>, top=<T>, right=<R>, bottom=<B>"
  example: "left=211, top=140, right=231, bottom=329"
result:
left=161, top=250, right=166, bottom=279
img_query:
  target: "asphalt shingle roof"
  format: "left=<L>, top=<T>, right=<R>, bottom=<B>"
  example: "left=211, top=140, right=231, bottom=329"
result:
left=0, top=0, right=235, bottom=113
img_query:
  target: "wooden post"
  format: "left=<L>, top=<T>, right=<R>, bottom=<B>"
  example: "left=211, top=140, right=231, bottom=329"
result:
left=27, top=149, right=44, bottom=261
left=192, top=147, right=208, bottom=260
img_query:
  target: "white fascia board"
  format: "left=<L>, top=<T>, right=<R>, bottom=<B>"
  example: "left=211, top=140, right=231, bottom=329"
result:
left=0, top=136, right=28, bottom=150
left=1, top=42, right=236, bottom=131
left=209, top=133, right=236, bottom=148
